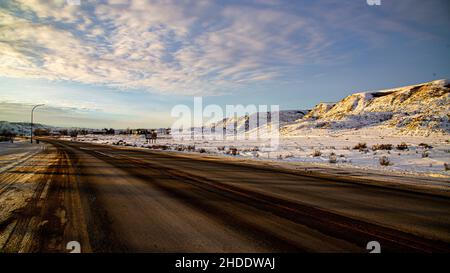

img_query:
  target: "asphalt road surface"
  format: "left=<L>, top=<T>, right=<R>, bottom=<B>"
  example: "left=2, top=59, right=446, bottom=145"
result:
left=1, top=139, right=449, bottom=253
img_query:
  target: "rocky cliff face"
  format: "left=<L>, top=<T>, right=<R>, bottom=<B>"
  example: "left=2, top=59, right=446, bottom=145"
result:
left=210, top=110, right=308, bottom=133
left=283, top=79, right=450, bottom=136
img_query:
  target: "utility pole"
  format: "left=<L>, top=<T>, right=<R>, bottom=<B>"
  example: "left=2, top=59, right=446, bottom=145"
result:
left=31, top=104, right=44, bottom=143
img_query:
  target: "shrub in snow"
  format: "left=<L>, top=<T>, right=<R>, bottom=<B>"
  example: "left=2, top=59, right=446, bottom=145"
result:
left=149, top=145, right=165, bottom=150
left=175, top=145, right=195, bottom=152
left=418, top=143, right=433, bottom=149
left=353, top=142, right=367, bottom=151
left=198, top=148, right=206, bottom=153
left=175, top=145, right=183, bottom=151
left=372, top=144, right=393, bottom=151
left=217, top=146, right=225, bottom=151
left=69, top=130, right=78, bottom=137
left=312, top=150, right=322, bottom=157
left=187, top=145, right=195, bottom=152
left=226, top=147, right=239, bottom=156
left=396, top=142, right=409, bottom=150
left=421, top=151, right=429, bottom=158
left=113, top=140, right=124, bottom=145
left=379, top=156, right=392, bottom=166
left=329, top=153, right=337, bottom=163
left=444, top=163, right=450, bottom=171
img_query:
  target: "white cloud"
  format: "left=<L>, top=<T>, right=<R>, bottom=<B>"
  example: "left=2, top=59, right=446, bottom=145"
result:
left=1, top=0, right=324, bottom=95
left=0, top=0, right=436, bottom=96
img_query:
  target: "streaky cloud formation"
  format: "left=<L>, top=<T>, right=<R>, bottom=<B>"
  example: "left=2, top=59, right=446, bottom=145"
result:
left=1, top=0, right=446, bottom=96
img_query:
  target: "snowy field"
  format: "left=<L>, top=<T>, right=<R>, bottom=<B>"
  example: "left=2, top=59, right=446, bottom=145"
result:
left=72, top=128, right=450, bottom=178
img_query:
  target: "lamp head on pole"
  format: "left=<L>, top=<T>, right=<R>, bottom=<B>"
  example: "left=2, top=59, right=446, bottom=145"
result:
left=32, top=104, right=45, bottom=110
left=31, top=104, right=45, bottom=144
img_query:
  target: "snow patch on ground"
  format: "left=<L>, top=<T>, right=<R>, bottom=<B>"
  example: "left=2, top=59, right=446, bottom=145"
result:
left=73, top=128, right=450, bottom=178
left=0, top=141, right=47, bottom=247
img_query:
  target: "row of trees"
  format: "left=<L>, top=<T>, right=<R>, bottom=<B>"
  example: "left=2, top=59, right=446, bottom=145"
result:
left=58, top=129, right=90, bottom=137
left=34, top=128, right=87, bottom=138
left=0, top=129, right=16, bottom=142
left=0, top=127, right=114, bottom=141
left=1, top=127, right=168, bottom=142
left=60, top=128, right=115, bottom=137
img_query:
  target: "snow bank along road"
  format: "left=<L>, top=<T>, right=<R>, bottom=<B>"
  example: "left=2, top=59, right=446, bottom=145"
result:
left=0, top=139, right=449, bottom=253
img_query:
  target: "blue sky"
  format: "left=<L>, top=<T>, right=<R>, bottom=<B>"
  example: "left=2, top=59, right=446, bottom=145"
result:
left=0, top=0, right=449, bottom=128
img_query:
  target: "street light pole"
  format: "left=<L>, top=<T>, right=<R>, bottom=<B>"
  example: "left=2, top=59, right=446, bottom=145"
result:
left=31, top=104, right=45, bottom=143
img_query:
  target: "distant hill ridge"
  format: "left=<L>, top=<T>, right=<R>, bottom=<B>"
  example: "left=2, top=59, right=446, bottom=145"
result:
left=0, top=121, right=52, bottom=135
left=283, top=79, right=450, bottom=136
left=2, top=80, right=448, bottom=136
